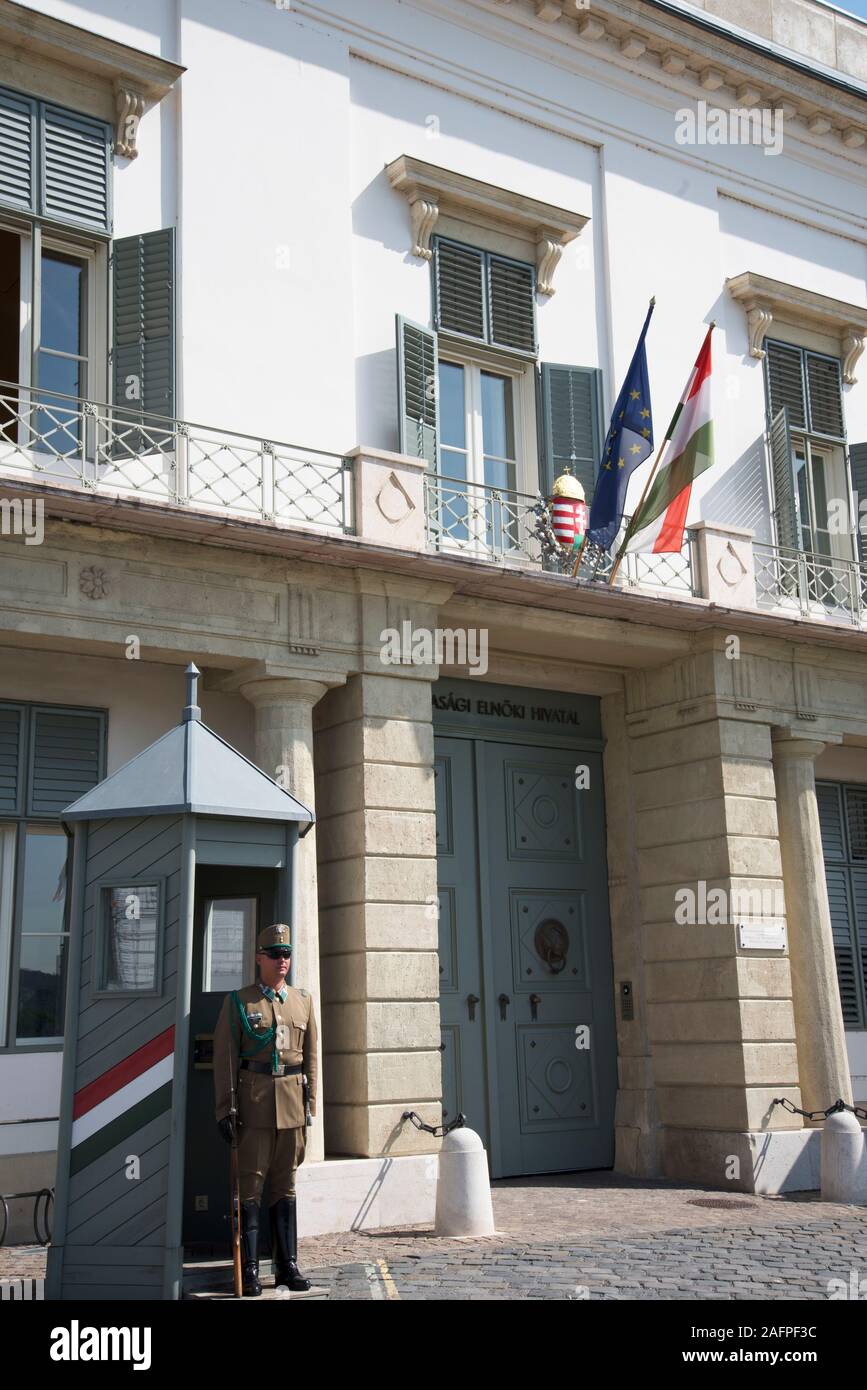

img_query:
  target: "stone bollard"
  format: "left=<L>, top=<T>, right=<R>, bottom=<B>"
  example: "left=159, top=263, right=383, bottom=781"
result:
left=821, top=1109, right=867, bottom=1204
left=434, top=1128, right=496, bottom=1237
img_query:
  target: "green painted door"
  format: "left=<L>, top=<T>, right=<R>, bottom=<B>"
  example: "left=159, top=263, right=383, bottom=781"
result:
left=483, top=742, right=616, bottom=1177
left=435, top=738, right=488, bottom=1146
left=435, top=731, right=616, bottom=1178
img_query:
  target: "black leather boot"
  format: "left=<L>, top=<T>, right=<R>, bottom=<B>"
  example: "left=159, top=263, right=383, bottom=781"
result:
left=240, top=1199, right=262, bottom=1297
left=270, top=1196, right=311, bottom=1292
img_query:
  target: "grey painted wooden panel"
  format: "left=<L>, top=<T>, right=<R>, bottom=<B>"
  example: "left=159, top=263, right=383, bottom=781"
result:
left=63, top=1244, right=166, bottom=1265
left=84, top=815, right=152, bottom=862
left=197, top=817, right=284, bottom=845
left=69, top=1174, right=167, bottom=1244
left=101, top=1194, right=168, bottom=1247
left=69, top=1108, right=170, bottom=1199
left=84, top=816, right=180, bottom=884
left=69, top=1134, right=170, bottom=1219
left=195, top=840, right=285, bottom=867
left=75, top=997, right=177, bottom=1084
left=62, top=1283, right=163, bottom=1300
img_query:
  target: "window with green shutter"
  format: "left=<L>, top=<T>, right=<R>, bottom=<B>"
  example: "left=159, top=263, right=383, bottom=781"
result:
left=111, top=229, right=176, bottom=426
left=433, top=237, right=537, bottom=357
left=816, top=780, right=867, bottom=1029
left=0, top=85, right=111, bottom=233
left=539, top=362, right=604, bottom=501
left=0, top=701, right=105, bottom=1049
left=763, top=340, right=851, bottom=561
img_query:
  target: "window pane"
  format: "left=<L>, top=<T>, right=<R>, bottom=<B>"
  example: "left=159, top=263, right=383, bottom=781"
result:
left=20, top=825, right=67, bottom=933
left=103, top=885, right=159, bottom=992
left=481, top=372, right=514, bottom=462
left=438, top=361, right=465, bottom=449
left=34, top=354, right=82, bottom=456
left=40, top=252, right=85, bottom=357
left=16, top=933, right=67, bottom=1039
left=203, top=897, right=256, bottom=994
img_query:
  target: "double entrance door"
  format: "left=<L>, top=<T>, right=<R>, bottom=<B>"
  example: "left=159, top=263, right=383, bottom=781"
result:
left=436, top=735, right=617, bottom=1178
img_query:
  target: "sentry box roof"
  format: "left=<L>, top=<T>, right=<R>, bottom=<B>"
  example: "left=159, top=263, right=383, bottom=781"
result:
left=62, top=663, right=314, bottom=828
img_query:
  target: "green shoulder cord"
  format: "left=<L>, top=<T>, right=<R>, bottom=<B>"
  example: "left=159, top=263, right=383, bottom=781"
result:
left=232, top=991, right=280, bottom=1075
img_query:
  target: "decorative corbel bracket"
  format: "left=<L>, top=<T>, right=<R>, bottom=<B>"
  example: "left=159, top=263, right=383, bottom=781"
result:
left=115, top=84, right=145, bottom=160
left=841, top=329, right=865, bottom=386
left=410, top=197, right=439, bottom=260
left=386, top=154, right=588, bottom=296
left=727, top=271, right=867, bottom=384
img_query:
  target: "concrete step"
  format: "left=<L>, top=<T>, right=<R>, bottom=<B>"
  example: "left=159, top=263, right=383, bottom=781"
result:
left=183, top=1258, right=328, bottom=1301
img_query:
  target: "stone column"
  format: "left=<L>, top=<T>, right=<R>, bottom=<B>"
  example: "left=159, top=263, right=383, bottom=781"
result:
left=240, top=677, right=330, bottom=1162
left=772, top=732, right=853, bottom=1114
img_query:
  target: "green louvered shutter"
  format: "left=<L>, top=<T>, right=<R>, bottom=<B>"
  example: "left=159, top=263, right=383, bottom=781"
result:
left=396, top=314, right=438, bottom=467
left=806, top=353, right=844, bottom=439
left=488, top=255, right=536, bottom=355
left=27, top=708, right=104, bottom=815
left=848, top=443, right=867, bottom=561
left=825, top=864, right=862, bottom=1025
left=0, top=86, right=36, bottom=214
left=42, top=105, right=111, bottom=232
left=434, top=240, right=485, bottom=341
left=766, top=341, right=806, bottom=430
left=539, top=363, right=602, bottom=501
left=817, top=781, right=846, bottom=860
left=0, top=704, right=24, bottom=814
left=769, top=406, right=800, bottom=552
left=112, top=229, right=175, bottom=427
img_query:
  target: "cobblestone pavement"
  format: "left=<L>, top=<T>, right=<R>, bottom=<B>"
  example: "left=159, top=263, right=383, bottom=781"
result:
left=4, top=1173, right=867, bottom=1300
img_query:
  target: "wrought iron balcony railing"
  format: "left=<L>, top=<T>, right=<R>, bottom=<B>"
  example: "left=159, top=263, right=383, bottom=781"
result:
left=424, top=472, right=694, bottom=595
left=0, top=382, right=353, bottom=532
left=754, top=541, right=867, bottom=627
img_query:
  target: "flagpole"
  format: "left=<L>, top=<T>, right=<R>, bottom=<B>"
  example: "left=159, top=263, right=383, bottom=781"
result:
left=576, top=296, right=656, bottom=582
left=607, top=320, right=715, bottom=588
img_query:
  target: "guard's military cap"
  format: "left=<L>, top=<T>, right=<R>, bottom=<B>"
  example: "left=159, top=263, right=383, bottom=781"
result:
left=256, top=922, right=292, bottom=952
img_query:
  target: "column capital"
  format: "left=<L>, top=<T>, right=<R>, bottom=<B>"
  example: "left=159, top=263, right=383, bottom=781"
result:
left=239, top=677, right=331, bottom=710
left=771, top=732, right=827, bottom=762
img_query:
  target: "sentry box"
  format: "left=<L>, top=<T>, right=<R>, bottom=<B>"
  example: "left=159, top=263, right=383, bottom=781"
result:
left=46, top=664, right=313, bottom=1301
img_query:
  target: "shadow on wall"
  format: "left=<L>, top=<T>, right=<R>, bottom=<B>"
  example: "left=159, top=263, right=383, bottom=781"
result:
left=356, top=347, right=403, bottom=456
left=700, top=434, right=772, bottom=544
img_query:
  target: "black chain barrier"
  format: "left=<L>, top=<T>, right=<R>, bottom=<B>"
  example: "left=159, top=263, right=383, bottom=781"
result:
left=771, top=1096, right=867, bottom=1123
left=403, top=1110, right=466, bottom=1138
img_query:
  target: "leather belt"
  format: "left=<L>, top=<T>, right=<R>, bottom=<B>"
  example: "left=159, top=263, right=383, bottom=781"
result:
left=240, top=1060, right=302, bottom=1077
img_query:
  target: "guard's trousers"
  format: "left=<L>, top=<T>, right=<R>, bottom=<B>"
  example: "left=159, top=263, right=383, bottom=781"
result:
left=238, top=1124, right=307, bottom=1203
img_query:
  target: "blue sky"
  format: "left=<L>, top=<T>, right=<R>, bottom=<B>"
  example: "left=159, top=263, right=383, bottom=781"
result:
left=817, top=0, right=867, bottom=20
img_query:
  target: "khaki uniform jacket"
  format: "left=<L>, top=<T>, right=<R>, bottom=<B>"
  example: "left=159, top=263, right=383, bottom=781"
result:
left=213, top=983, right=318, bottom=1130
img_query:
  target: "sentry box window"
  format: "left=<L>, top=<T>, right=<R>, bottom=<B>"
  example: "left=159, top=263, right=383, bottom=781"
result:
left=202, top=896, right=257, bottom=994
left=95, top=879, right=165, bottom=997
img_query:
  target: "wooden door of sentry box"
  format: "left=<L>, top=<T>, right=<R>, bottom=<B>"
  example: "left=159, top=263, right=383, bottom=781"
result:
left=183, top=864, right=277, bottom=1249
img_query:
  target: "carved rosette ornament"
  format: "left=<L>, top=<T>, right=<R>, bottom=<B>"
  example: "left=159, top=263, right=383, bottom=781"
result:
left=79, top=566, right=110, bottom=600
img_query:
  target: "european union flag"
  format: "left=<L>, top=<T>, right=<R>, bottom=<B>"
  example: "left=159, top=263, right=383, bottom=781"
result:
left=587, top=300, right=655, bottom=552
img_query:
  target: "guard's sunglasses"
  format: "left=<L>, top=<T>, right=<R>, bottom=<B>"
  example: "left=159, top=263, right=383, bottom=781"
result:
left=262, top=946, right=292, bottom=959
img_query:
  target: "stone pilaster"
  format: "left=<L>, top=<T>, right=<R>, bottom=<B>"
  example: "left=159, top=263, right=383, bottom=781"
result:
left=772, top=732, right=853, bottom=1114
left=240, top=676, right=330, bottom=1162
left=625, top=667, right=804, bottom=1187
left=313, top=672, right=441, bottom=1157
left=601, top=691, right=660, bottom=1178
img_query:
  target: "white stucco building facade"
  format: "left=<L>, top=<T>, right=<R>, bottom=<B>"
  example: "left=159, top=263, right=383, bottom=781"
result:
left=0, top=0, right=866, bottom=1253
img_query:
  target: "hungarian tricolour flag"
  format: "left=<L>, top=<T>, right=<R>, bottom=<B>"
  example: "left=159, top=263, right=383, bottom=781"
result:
left=623, top=325, right=714, bottom=554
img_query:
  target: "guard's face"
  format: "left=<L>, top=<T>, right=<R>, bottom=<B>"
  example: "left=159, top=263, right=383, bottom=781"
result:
left=257, top=947, right=291, bottom=988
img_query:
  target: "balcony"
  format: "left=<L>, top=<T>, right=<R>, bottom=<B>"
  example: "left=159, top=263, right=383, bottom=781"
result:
left=2, top=382, right=867, bottom=637
left=0, top=382, right=353, bottom=533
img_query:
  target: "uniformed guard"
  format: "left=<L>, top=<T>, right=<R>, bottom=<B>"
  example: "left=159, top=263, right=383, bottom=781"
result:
left=213, top=922, right=318, bottom=1296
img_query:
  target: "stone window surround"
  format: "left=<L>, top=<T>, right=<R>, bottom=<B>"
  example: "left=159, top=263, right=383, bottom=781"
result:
left=726, top=271, right=867, bottom=385
left=385, top=153, right=588, bottom=295
left=0, top=1, right=184, bottom=161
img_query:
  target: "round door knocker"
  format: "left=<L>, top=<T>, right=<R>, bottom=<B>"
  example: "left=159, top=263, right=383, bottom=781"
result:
left=534, top=918, right=569, bottom=974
